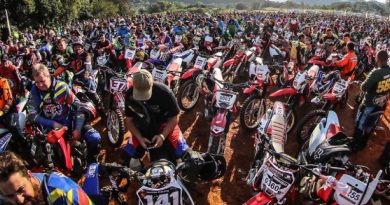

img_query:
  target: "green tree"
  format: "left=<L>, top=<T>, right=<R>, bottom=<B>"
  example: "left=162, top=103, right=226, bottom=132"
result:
left=235, top=3, right=248, bottom=10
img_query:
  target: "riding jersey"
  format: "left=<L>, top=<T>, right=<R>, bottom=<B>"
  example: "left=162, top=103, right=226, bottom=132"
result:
left=69, top=52, right=91, bottom=79
left=34, top=172, right=93, bottom=205
left=173, top=25, right=187, bottom=36
left=334, top=51, right=358, bottom=78
left=361, top=66, right=390, bottom=107
left=0, top=78, right=13, bottom=113
left=0, top=63, right=20, bottom=97
left=29, top=77, right=78, bottom=128
left=320, top=34, right=339, bottom=45
left=21, top=52, right=37, bottom=78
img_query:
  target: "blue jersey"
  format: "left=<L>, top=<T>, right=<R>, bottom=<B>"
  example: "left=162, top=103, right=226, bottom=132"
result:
left=34, top=172, right=93, bottom=205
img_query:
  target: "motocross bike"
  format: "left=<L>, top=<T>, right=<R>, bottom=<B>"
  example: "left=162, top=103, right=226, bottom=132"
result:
left=98, top=59, right=141, bottom=148
left=202, top=68, right=246, bottom=155
left=27, top=126, right=87, bottom=178
left=295, top=73, right=352, bottom=144
left=83, top=151, right=226, bottom=205
left=222, top=41, right=261, bottom=83
left=149, top=47, right=196, bottom=94
left=177, top=48, right=231, bottom=111
left=245, top=101, right=296, bottom=205
left=299, top=163, right=383, bottom=205
left=239, top=57, right=272, bottom=131
left=269, top=66, right=319, bottom=133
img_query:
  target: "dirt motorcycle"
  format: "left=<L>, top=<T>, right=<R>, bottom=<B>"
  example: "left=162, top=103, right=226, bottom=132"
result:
left=150, top=47, right=196, bottom=94
left=222, top=42, right=261, bottom=83
left=97, top=56, right=141, bottom=148
left=299, top=163, right=382, bottom=205
left=245, top=101, right=296, bottom=205
left=297, top=111, right=351, bottom=168
left=83, top=151, right=226, bottom=205
left=355, top=40, right=376, bottom=79
left=239, top=57, right=272, bottom=131
left=177, top=49, right=229, bottom=111
left=295, top=73, right=352, bottom=144
left=269, top=66, right=319, bottom=133
left=202, top=68, right=245, bottom=155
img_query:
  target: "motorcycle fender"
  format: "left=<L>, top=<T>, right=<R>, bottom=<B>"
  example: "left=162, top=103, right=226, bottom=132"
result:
left=243, top=192, right=272, bottom=205
left=223, top=58, right=236, bottom=68
left=269, top=88, right=297, bottom=97
left=114, top=93, right=125, bottom=111
left=57, top=137, right=73, bottom=170
left=211, top=110, right=228, bottom=135
left=243, top=85, right=258, bottom=94
left=181, top=68, right=199, bottom=80
left=317, top=182, right=334, bottom=202
left=83, top=163, right=101, bottom=195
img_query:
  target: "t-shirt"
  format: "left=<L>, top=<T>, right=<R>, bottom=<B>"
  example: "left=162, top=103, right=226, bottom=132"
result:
left=361, top=66, right=390, bottom=107
left=125, top=82, right=179, bottom=139
left=34, top=172, right=93, bottom=205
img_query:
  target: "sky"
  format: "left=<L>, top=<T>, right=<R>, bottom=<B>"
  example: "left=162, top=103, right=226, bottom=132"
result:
left=273, top=0, right=386, bottom=2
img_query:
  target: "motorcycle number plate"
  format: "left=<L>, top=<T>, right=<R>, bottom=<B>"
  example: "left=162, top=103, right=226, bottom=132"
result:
left=334, top=174, right=366, bottom=205
left=152, top=68, right=167, bottom=83
left=205, top=36, right=213, bottom=43
left=194, top=56, right=206, bottom=69
left=84, top=43, right=91, bottom=51
left=215, top=91, right=236, bottom=110
left=125, top=49, right=136, bottom=60
left=109, top=78, right=127, bottom=93
left=150, top=49, right=160, bottom=59
left=137, top=184, right=182, bottom=205
left=260, top=163, right=294, bottom=198
left=30, top=143, right=37, bottom=156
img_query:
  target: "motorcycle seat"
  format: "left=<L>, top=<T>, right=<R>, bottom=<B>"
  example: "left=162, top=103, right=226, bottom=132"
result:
left=311, top=141, right=351, bottom=162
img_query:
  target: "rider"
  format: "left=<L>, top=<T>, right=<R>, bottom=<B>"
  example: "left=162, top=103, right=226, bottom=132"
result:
left=28, top=64, right=101, bottom=162
left=352, top=50, right=390, bottom=151
left=121, top=69, right=189, bottom=164
left=332, top=42, right=358, bottom=79
left=19, top=43, right=38, bottom=79
left=0, top=151, right=93, bottom=205
left=290, top=34, right=307, bottom=71
left=0, top=55, right=20, bottom=97
left=0, top=76, right=13, bottom=124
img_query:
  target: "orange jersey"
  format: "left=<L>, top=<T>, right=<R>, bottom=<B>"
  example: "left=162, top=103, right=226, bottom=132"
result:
left=334, top=51, right=358, bottom=78
left=0, top=78, right=13, bottom=111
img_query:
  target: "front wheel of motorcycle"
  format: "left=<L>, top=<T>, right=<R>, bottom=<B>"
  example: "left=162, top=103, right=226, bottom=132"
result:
left=295, top=109, right=327, bottom=144
left=177, top=80, right=200, bottom=111
left=239, top=95, right=265, bottom=131
left=107, top=109, right=125, bottom=148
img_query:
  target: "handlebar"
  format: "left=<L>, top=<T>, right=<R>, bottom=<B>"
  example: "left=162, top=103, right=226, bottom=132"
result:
left=99, top=162, right=137, bottom=179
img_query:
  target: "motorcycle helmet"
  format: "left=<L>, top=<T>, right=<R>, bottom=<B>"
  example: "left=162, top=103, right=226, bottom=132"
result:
left=144, top=160, right=175, bottom=189
left=78, top=102, right=97, bottom=121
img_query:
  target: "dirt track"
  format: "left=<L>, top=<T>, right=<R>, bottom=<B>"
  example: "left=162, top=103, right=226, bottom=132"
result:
left=97, top=82, right=390, bottom=205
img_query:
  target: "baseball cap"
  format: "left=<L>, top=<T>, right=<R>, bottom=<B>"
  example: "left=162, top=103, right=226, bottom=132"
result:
left=133, top=69, right=153, bottom=101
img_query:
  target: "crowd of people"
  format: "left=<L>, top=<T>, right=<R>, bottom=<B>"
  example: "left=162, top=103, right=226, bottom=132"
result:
left=0, top=10, right=388, bottom=204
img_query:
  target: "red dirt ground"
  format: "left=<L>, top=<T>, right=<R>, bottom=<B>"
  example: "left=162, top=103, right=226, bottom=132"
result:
left=96, top=82, right=390, bottom=205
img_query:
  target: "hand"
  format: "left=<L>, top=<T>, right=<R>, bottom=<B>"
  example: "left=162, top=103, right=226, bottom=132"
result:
left=138, top=137, right=152, bottom=150
left=72, top=130, right=81, bottom=141
left=53, top=122, right=64, bottom=129
left=152, top=134, right=164, bottom=148
left=0, top=111, right=3, bottom=117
